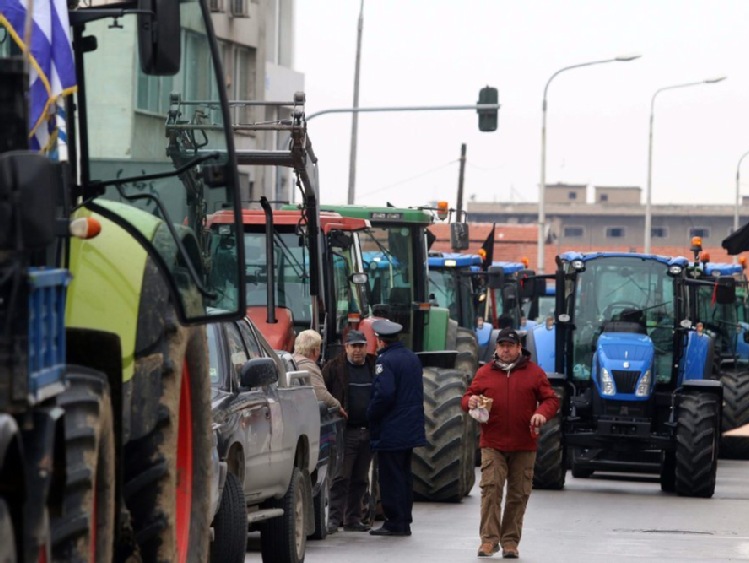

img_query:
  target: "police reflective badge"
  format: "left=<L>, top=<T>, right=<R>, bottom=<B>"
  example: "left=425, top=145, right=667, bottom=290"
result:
left=375, top=364, right=383, bottom=375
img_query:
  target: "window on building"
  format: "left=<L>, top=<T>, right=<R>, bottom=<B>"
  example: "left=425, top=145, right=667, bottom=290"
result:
left=599, top=194, right=608, bottom=202
left=234, top=46, right=256, bottom=123
left=568, top=191, right=577, bottom=200
left=651, top=227, right=668, bottom=238
left=689, top=227, right=710, bottom=239
left=606, top=227, right=626, bottom=238
left=563, top=226, right=585, bottom=238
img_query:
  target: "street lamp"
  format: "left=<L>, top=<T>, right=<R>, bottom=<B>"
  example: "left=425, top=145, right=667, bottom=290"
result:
left=644, top=76, right=726, bottom=254
left=733, top=149, right=749, bottom=263
left=538, top=54, right=641, bottom=273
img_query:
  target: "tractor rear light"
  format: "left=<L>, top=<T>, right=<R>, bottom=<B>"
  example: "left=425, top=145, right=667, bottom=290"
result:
left=572, top=260, right=584, bottom=271
left=347, top=312, right=361, bottom=324
left=635, top=370, right=652, bottom=397
left=69, top=217, right=102, bottom=239
left=444, top=259, right=457, bottom=268
left=668, top=265, right=683, bottom=275
left=600, top=368, right=615, bottom=396
left=416, top=302, right=431, bottom=311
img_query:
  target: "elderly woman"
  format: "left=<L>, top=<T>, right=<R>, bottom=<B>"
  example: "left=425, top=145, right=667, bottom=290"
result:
left=293, top=330, right=347, bottom=418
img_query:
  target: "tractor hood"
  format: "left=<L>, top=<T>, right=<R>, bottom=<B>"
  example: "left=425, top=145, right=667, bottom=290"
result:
left=595, top=333, right=654, bottom=400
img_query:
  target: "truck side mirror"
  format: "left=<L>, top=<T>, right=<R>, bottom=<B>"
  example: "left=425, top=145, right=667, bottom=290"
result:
left=137, top=0, right=180, bottom=75
left=239, top=357, right=279, bottom=388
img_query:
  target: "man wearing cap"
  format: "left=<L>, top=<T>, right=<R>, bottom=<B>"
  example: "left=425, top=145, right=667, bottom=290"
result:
left=367, top=319, right=426, bottom=537
left=322, top=330, right=377, bottom=533
left=462, top=327, right=559, bottom=559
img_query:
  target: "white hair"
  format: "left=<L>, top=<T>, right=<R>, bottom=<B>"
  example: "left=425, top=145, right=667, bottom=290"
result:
left=294, top=329, right=322, bottom=356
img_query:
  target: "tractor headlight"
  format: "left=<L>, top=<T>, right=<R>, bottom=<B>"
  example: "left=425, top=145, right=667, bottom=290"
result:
left=600, top=368, right=615, bottom=396
left=635, top=370, right=652, bottom=397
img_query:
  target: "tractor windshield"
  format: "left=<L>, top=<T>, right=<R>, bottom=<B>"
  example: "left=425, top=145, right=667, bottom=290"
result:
left=429, top=267, right=476, bottom=329
left=361, top=225, right=428, bottom=348
left=569, top=256, right=676, bottom=381
left=79, top=0, right=243, bottom=322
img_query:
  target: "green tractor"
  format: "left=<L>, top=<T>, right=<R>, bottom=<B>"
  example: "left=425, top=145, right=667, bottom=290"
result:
left=320, top=205, right=478, bottom=502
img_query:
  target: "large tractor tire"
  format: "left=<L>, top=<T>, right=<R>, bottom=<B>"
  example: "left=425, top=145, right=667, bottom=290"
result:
left=455, top=327, right=479, bottom=382
left=674, top=391, right=719, bottom=498
left=51, top=368, right=115, bottom=563
left=123, top=262, right=213, bottom=563
left=210, top=472, right=247, bottom=563
left=533, top=416, right=566, bottom=490
left=413, top=367, right=469, bottom=502
left=260, top=467, right=309, bottom=563
left=720, top=367, right=749, bottom=459
left=0, top=497, right=17, bottom=563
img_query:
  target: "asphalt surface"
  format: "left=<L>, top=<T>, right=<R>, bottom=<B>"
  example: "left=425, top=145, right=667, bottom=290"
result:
left=246, top=459, right=749, bottom=562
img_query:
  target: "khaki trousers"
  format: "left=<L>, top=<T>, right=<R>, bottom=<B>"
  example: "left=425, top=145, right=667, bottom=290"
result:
left=479, top=448, right=536, bottom=548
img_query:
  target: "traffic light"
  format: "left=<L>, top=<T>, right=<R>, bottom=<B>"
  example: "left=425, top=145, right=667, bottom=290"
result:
left=477, top=86, right=499, bottom=132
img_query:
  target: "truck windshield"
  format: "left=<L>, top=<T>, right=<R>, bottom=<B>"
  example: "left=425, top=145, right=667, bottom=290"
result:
left=81, top=0, right=242, bottom=321
left=570, top=256, right=675, bottom=381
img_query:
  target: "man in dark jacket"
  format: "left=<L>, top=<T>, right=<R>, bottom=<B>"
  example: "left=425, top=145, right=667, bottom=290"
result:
left=462, top=327, right=559, bottom=559
left=367, top=319, right=426, bottom=537
left=322, top=330, right=377, bottom=533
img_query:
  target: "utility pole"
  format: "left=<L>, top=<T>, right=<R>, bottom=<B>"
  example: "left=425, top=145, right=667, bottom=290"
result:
left=348, top=0, right=364, bottom=205
left=456, top=143, right=467, bottom=222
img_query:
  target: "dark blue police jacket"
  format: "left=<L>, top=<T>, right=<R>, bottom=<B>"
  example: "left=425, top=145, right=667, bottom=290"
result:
left=367, top=341, right=427, bottom=451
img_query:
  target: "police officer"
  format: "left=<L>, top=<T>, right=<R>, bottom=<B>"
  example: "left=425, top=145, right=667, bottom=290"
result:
left=367, top=319, right=426, bottom=537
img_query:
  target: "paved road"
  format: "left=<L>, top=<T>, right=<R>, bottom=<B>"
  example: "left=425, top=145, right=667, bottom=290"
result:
left=246, top=459, right=749, bottom=562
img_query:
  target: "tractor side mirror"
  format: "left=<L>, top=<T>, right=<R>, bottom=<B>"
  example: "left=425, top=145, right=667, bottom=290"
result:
left=714, top=278, right=736, bottom=305
left=138, top=0, right=180, bottom=75
left=450, top=222, right=469, bottom=251
left=487, top=266, right=505, bottom=289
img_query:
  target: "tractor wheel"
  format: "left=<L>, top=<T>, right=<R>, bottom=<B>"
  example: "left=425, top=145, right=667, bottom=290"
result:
left=123, top=261, right=212, bottom=563
left=456, top=328, right=479, bottom=382
left=721, top=367, right=749, bottom=431
left=533, top=416, right=566, bottom=490
left=0, top=497, right=17, bottom=563
left=51, top=368, right=115, bottom=563
left=210, top=472, right=247, bottom=563
left=413, top=367, right=468, bottom=502
left=674, top=391, right=719, bottom=498
left=260, top=467, right=308, bottom=563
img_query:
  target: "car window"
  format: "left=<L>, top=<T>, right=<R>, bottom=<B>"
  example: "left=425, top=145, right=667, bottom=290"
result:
left=207, top=324, right=221, bottom=387
left=237, top=318, right=264, bottom=360
left=225, top=322, right=248, bottom=384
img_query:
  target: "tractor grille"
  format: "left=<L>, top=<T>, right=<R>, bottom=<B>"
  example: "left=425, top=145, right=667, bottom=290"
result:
left=612, top=370, right=640, bottom=393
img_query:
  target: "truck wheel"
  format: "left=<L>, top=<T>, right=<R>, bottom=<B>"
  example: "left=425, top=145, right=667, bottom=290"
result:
left=51, top=368, right=115, bottom=562
left=210, top=472, right=246, bottom=563
left=533, top=417, right=566, bottom=490
left=674, top=392, right=719, bottom=498
left=260, top=466, right=307, bottom=563
left=309, top=474, right=329, bottom=540
left=0, top=498, right=17, bottom=563
left=413, top=367, right=468, bottom=502
left=123, top=265, right=212, bottom=563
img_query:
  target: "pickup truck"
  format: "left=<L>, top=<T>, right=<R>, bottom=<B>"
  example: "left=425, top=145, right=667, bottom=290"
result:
left=208, top=316, right=323, bottom=563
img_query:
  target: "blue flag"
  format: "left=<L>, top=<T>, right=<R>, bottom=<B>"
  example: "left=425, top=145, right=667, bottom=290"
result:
left=0, top=0, right=76, bottom=157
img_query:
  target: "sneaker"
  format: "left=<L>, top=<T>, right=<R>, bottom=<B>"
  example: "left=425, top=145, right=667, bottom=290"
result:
left=502, top=545, right=519, bottom=559
left=477, top=542, right=500, bottom=557
left=343, top=522, right=371, bottom=532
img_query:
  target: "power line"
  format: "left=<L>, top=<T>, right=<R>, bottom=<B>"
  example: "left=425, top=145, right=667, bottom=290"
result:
left=358, top=159, right=458, bottom=197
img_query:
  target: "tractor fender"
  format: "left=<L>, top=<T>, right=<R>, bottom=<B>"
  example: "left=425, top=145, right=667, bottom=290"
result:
left=680, top=378, right=723, bottom=400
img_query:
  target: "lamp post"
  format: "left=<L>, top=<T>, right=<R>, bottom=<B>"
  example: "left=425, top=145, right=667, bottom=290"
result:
left=733, top=149, right=749, bottom=264
left=644, top=76, right=726, bottom=254
left=538, top=54, right=640, bottom=273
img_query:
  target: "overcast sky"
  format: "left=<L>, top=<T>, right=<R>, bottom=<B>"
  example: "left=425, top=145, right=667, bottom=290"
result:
left=293, top=0, right=749, bottom=211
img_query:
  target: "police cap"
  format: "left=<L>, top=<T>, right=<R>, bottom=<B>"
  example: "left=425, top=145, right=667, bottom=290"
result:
left=372, top=319, right=403, bottom=337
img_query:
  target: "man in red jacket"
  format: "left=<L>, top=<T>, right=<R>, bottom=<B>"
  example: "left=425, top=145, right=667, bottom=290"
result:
left=462, top=327, right=559, bottom=559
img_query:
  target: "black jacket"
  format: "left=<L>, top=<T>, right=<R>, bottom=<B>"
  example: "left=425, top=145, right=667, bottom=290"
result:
left=322, top=351, right=377, bottom=409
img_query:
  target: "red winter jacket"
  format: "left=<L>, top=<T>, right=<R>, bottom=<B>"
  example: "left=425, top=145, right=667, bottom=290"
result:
left=461, top=350, right=559, bottom=452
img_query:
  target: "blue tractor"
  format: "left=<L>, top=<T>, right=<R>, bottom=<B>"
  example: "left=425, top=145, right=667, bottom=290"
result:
left=530, top=251, right=730, bottom=497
